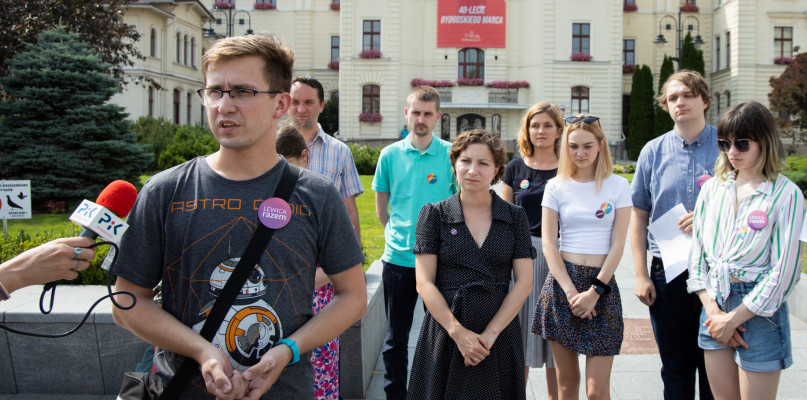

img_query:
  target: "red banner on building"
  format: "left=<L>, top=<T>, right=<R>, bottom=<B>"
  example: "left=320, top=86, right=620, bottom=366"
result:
left=437, top=0, right=506, bottom=48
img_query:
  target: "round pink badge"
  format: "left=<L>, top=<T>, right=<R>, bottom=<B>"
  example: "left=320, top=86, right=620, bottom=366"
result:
left=450, top=228, right=458, bottom=236
left=258, top=197, right=292, bottom=229
left=747, top=210, right=768, bottom=230
left=697, top=174, right=712, bottom=189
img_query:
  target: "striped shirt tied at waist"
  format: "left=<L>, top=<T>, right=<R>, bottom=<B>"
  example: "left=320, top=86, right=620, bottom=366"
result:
left=704, top=256, right=759, bottom=303
left=687, top=173, right=805, bottom=317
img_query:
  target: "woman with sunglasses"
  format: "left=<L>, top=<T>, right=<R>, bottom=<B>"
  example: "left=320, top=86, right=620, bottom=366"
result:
left=501, top=102, right=563, bottom=397
left=687, top=101, right=804, bottom=400
left=532, top=115, right=631, bottom=399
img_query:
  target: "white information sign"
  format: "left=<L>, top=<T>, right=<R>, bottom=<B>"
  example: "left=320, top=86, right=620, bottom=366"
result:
left=0, top=180, right=32, bottom=219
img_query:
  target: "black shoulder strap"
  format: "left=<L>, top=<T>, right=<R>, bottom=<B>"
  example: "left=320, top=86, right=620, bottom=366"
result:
left=160, top=163, right=299, bottom=399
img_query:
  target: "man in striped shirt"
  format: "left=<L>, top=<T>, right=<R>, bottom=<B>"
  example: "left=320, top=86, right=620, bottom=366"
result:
left=630, top=70, right=718, bottom=400
left=290, top=76, right=363, bottom=239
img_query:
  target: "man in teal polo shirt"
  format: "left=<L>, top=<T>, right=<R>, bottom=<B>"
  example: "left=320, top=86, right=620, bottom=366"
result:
left=373, top=85, right=456, bottom=400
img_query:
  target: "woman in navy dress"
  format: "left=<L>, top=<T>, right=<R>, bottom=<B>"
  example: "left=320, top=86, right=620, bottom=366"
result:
left=407, top=130, right=535, bottom=399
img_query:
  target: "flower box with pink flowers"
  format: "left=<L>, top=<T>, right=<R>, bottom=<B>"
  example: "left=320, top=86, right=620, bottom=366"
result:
left=359, top=49, right=382, bottom=59
left=359, top=112, right=383, bottom=123
left=485, top=80, right=530, bottom=89
left=410, top=78, right=455, bottom=88
left=774, top=56, right=794, bottom=65
left=570, top=52, right=593, bottom=62
left=456, top=78, right=484, bottom=86
left=254, top=2, right=276, bottom=9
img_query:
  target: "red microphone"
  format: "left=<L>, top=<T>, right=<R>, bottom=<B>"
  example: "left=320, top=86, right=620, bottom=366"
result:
left=70, top=181, right=138, bottom=242
left=95, top=180, right=138, bottom=218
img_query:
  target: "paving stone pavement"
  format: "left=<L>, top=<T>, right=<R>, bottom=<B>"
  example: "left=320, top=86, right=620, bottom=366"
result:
left=354, top=236, right=807, bottom=400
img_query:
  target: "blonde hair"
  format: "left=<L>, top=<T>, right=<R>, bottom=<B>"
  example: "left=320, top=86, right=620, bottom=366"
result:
left=557, top=116, right=613, bottom=193
left=517, top=102, right=565, bottom=158
left=714, top=101, right=785, bottom=182
left=202, top=33, right=295, bottom=92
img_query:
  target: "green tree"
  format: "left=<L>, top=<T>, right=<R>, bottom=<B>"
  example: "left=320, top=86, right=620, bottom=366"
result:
left=769, top=53, right=807, bottom=146
left=680, top=32, right=705, bottom=76
left=654, top=55, right=675, bottom=136
left=0, top=0, right=141, bottom=91
left=0, top=28, right=151, bottom=206
left=157, top=125, right=219, bottom=170
left=320, top=97, right=339, bottom=135
left=131, top=116, right=179, bottom=172
left=626, top=65, right=655, bottom=160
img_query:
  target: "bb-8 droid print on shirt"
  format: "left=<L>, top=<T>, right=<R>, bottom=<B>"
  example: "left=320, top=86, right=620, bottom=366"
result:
left=193, top=257, right=283, bottom=370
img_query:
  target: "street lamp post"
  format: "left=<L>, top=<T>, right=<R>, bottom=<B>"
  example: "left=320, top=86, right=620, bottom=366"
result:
left=653, top=10, right=704, bottom=70
left=206, top=7, right=253, bottom=37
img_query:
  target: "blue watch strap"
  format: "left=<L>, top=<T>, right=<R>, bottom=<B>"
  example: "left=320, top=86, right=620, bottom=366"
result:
left=276, top=338, right=300, bottom=366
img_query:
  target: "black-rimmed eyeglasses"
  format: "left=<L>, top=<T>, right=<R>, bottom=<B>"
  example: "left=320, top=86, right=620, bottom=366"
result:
left=717, top=139, right=753, bottom=152
left=197, top=88, right=283, bottom=107
left=564, top=116, right=600, bottom=125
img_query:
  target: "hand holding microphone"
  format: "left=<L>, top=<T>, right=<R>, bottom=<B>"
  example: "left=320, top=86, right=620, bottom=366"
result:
left=0, top=237, right=96, bottom=296
left=0, top=178, right=136, bottom=298
left=0, top=181, right=140, bottom=337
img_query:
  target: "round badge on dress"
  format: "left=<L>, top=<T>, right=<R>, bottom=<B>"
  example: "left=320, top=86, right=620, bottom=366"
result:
left=697, top=174, right=712, bottom=189
left=519, top=179, right=530, bottom=189
left=600, top=202, right=612, bottom=215
left=595, top=210, right=605, bottom=219
left=427, top=173, right=437, bottom=184
left=747, top=210, right=768, bottom=230
left=450, top=228, right=458, bottom=236
left=258, top=197, right=292, bottom=229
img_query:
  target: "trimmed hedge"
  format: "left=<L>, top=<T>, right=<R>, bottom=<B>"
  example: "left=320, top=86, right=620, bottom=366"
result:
left=349, top=144, right=382, bottom=175
left=784, top=155, right=807, bottom=197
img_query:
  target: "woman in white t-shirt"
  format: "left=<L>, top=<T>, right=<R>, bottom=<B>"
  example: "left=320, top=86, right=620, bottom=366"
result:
left=531, top=115, right=632, bottom=399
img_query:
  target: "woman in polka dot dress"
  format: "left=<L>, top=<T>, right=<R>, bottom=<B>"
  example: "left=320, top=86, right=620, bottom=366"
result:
left=407, top=130, right=535, bottom=399
left=532, top=116, right=632, bottom=399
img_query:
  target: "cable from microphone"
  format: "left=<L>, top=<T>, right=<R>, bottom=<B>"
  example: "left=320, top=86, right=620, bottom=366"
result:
left=0, top=181, right=140, bottom=338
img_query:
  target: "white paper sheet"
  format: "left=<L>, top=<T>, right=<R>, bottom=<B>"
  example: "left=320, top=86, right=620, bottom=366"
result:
left=647, top=204, right=691, bottom=283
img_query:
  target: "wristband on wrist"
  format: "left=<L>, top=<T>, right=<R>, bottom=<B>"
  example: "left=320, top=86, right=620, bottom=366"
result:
left=591, top=278, right=611, bottom=295
left=276, top=338, right=300, bottom=366
left=590, top=283, right=605, bottom=295
left=0, top=281, right=10, bottom=301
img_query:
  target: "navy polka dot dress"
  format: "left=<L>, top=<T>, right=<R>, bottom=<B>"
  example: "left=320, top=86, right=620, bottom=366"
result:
left=407, top=192, right=536, bottom=400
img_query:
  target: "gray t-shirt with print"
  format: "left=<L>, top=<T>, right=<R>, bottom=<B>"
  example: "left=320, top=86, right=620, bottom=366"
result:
left=115, top=156, right=363, bottom=399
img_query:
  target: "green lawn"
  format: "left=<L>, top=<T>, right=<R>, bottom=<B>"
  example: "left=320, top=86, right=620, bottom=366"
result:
left=3, top=213, right=79, bottom=237
left=358, top=175, right=384, bottom=270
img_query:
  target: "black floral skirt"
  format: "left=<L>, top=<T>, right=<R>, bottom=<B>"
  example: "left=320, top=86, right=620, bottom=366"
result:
left=531, top=260, right=623, bottom=356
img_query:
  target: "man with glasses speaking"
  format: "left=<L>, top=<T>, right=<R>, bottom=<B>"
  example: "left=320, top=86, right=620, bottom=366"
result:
left=629, top=70, right=718, bottom=400
left=112, top=34, right=366, bottom=400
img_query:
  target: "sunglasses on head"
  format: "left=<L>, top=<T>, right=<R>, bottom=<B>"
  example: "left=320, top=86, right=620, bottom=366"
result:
left=564, top=116, right=600, bottom=124
left=717, top=139, right=752, bottom=152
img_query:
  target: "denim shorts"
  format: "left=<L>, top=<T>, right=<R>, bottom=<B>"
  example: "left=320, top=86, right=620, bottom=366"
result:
left=698, top=282, right=792, bottom=372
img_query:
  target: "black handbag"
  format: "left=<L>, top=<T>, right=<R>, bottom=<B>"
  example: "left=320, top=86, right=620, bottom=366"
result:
left=117, top=163, right=299, bottom=400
